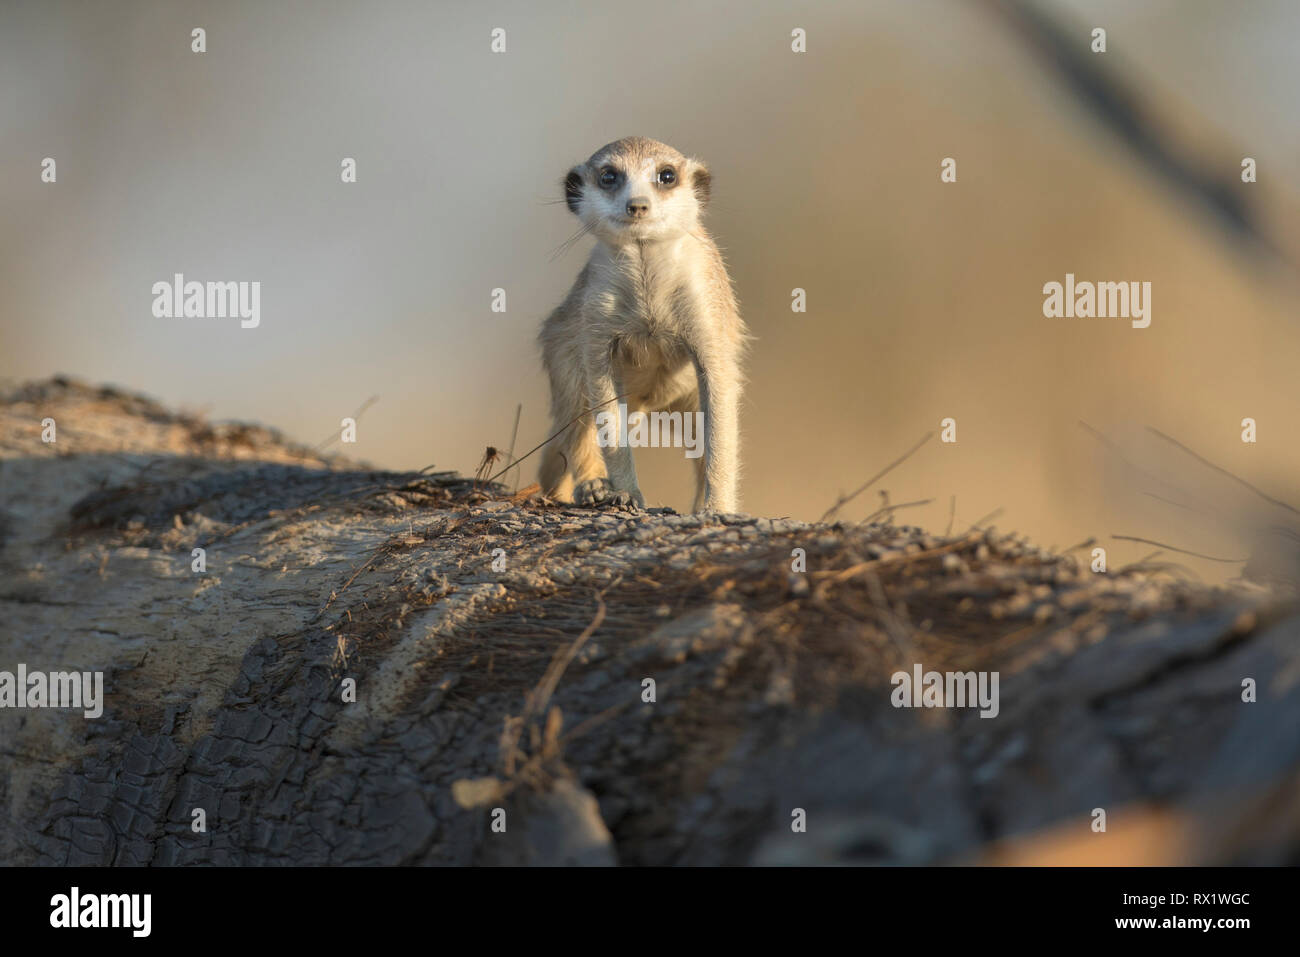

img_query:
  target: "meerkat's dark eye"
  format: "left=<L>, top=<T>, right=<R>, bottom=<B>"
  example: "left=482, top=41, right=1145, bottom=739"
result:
left=598, top=167, right=619, bottom=189
left=657, top=168, right=677, bottom=186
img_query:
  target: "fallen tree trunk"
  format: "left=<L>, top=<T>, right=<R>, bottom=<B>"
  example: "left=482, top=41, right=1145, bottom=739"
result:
left=1, top=378, right=1297, bottom=865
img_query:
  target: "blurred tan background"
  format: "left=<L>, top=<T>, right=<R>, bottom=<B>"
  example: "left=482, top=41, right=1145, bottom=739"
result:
left=3, top=0, right=1299, bottom=578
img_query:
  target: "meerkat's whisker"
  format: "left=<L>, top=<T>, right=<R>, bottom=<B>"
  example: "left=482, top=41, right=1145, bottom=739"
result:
left=549, top=221, right=596, bottom=261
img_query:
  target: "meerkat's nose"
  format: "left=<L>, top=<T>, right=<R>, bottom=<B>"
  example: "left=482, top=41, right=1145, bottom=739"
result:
left=626, top=197, right=650, bottom=218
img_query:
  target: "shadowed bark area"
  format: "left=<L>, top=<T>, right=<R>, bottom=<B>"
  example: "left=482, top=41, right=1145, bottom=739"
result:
left=1, top=378, right=1297, bottom=865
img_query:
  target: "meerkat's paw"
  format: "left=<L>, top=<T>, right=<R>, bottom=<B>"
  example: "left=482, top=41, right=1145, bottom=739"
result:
left=572, top=478, right=614, bottom=506
left=574, top=478, right=645, bottom=509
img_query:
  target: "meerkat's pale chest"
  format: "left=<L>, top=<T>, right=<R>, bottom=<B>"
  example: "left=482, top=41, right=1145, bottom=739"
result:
left=590, top=244, right=698, bottom=337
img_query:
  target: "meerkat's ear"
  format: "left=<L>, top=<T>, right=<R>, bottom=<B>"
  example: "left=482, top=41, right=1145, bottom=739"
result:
left=564, top=166, right=585, bottom=214
left=690, top=160, right=712, bottom=208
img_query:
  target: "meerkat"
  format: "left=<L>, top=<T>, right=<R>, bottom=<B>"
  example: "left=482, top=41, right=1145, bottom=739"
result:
left=538, top=136, right=745, bottom=513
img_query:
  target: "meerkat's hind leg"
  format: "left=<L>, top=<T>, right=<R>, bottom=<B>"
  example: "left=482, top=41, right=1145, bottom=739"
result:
left=539, top=412, right=638, bottom=509
left=573, top=399, right=644, bottom=508
left=539, top=439, right=573, bottom=502
left=576, top=368, right=645, bottom=509
left=540, top=412, right=605, bottom=503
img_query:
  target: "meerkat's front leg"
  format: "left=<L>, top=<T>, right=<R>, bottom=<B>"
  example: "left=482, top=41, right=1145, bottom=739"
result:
left=574, top=364, right=645, bottom=508
left=692, top=347, right=740, bottom=513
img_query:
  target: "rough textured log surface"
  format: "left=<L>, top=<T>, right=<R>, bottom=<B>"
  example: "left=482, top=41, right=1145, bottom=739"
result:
left=1, top=378, right=1297, bottom=866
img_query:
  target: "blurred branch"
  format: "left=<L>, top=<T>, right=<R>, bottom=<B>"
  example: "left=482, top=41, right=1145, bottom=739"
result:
left=976, top=0, right=1296, bottom=274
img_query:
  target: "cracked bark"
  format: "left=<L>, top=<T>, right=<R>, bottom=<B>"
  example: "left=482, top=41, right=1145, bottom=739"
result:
left=2, top=378, right=1298, bottom=866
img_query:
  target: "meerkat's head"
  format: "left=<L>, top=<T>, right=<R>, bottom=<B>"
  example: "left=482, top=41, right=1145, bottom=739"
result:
left=564, top=137, right=711, bottom=245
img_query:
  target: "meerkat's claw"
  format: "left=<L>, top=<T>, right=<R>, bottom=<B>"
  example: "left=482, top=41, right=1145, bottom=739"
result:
left=574, top=479, right=644, bottom=509
left=573, top=478, right=616, bottom=507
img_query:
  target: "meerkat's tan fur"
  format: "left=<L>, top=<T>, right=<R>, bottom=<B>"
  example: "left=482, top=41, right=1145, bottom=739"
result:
left=538, top=137, right=745, bottom=512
